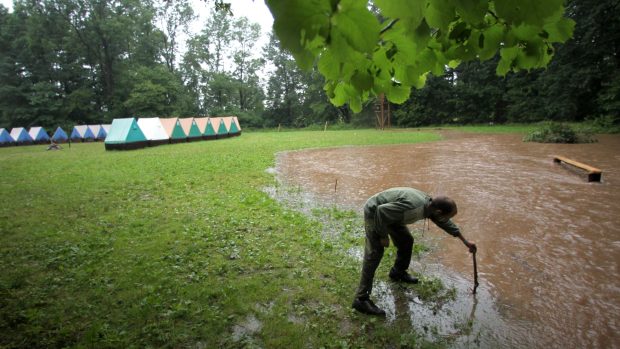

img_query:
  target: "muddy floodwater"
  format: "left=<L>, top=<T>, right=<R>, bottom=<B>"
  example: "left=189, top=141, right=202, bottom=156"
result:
left=273, top=132, right=620, bottom=348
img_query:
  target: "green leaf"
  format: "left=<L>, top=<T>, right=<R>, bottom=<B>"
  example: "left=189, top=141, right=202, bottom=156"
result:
left=386, top=83, right=411, bottom=104
left=496, top=46, right=519, bottom=76
left=453, top=0, right=488, bottom=24
left=448, top=59, right=461, bottom=68
left=331, top=2, right=380, bottom=54
left=351, top=70, right=374, bottom=92
left=412, top=72, right=428, bottom=89
left=266, top=0, right=332, bottom=69
left=375, top=0, right=426, bottom=28
left=330, top=82, right=349, bottom=106
left=478, top=24, right=504, bottom=60
left=318, top=50, right=340, bottom=80
left=494, top=0, right=564, bottom=26
left=425, top=0, right=455, bottom=32
left=512, top=24, right=541, bottom=41
left=349, top=95, right=362, bottom=113
left=515, top=38, right=544, bottom=70
left=543, top=17, right=575, bottom=43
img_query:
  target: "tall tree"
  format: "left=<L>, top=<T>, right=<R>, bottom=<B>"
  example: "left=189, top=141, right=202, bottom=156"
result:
left=231, top=16, right=263, bottom=111
left=156, top=0, right=196, bottom=73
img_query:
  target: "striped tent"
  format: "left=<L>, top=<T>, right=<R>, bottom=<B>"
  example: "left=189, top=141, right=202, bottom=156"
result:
left=0, top=128, right=14, bottom=147
left=209, top=117, right=223, bottom=139
left=194, top=117, right=209, bottom=140
left=160, top=118, right=186, bottom=144
left=71, top=125, right=95, bottom=142
left=179, top=117, right=202, bottom=142
left=88, top=125, right=105, bottom=141
left=221, top=117, right=234, bottom=138
left=96, top=125, right=108, bottom=140
left=231, top=116, right=242, bottom=136
left=101, top=124, right=111, bottom=136
left=137, top=118, right=169, bottom=147
left=28, top=127, right=50, bottom=144
left=104, top=118, right=147, bottom=151
left=10, top=127, right=33, bottom=145
left=51, top=127, right=69, bottom=143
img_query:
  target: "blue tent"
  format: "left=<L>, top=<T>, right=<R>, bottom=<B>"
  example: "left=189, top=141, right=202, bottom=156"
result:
left=10, top=127, right=33, bottom=145
left=96, top=126, right=107, bottom=139
left=0, top=128, right=14, bottom=146
left=82, top=126, right=96, bottom=141
left=52, top=127, right=69, bottom=142
left=29, top=127, right=50, bottom=143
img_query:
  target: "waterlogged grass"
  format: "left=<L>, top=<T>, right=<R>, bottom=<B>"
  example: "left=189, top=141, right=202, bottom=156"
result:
left=0, top=129, right=455, bottom=348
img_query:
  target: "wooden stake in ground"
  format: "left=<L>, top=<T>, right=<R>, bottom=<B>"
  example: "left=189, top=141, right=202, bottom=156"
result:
left=472, top=250, right=479, bottom=294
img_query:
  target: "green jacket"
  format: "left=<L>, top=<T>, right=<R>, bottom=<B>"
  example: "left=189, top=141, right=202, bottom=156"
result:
left=364, top=187, right=460, bottom=239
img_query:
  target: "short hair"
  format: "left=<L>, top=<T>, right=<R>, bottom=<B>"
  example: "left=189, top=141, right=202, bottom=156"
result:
left=430, top=196, right=457, bottom=215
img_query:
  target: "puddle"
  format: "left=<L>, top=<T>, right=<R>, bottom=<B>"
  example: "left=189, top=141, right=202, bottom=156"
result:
left=268, top=132, right=620, bottom=348
left=232, top=314, right=263, bottom=342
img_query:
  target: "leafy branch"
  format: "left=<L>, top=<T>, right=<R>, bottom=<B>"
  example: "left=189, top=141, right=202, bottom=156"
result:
left=265, top=0, right=575, bottom=112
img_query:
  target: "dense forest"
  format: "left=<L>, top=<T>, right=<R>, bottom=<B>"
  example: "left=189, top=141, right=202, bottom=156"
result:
left=0, top=0, right=618, bottom=130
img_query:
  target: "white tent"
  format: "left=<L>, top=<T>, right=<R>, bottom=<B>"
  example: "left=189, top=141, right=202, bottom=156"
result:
left=137, top=118, right=169, bottom=147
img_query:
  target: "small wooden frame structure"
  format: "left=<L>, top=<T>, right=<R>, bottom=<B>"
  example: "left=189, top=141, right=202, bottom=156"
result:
left=553, top=155, right=602, bottom=182
left=374, top=93, right=391, bottom=130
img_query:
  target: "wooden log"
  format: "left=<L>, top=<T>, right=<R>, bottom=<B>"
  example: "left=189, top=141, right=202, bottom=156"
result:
left=553, top=155, right=602, bottom=182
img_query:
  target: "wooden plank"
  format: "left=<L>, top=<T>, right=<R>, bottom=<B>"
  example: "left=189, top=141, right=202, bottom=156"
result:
left=553, top=155, right=602, bottom=182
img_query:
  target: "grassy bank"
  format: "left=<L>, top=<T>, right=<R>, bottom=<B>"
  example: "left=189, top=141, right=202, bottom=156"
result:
left=3, top=128, right=514, bottom=348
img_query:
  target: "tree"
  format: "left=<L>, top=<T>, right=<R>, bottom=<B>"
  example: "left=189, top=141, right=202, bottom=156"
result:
left=266, top=0, right=575, bottom=112
left=262, top=33, right=305, bottom=126
left=231, top=17, right=264, bottom=111
left=156, top=0, right=197, bottom=73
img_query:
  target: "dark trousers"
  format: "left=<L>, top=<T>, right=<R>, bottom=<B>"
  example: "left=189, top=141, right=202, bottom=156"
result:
left=355, top=212, right=413, bottom=300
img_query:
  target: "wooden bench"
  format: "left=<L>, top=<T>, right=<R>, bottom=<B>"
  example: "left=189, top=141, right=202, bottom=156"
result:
left=553, top=155, right=602, bottom=182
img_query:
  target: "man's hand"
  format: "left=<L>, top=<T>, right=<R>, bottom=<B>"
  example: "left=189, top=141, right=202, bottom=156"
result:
left=380, top=238, right=390, bottom=247
left=465, top=241, right=477, bottom=253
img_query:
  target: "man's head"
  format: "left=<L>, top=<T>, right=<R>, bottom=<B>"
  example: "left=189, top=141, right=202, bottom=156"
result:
left=427, top=196, right=458, bottom=221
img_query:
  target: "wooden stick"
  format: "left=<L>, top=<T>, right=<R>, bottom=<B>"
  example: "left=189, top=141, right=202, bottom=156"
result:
left=472, top=251, right=479, bottom=294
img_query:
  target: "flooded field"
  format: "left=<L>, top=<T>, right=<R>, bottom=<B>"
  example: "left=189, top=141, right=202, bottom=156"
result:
left=273, top=132, right=620, bottom=348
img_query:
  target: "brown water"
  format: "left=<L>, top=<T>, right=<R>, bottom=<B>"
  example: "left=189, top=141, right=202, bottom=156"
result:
left=273, top=132, right=620, bottom=348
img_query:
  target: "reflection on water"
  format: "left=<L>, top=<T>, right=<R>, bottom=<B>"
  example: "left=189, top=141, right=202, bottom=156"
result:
left=274, top=132, right=620, bottom=348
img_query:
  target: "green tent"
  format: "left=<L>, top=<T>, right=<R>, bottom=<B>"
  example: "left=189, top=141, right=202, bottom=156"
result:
left=229, top=116, right=241, bottom=136
left=104, top=118, right=147, bottom=150
left=204, top=118, right=217, bottom=140
left=216, top=117, right=230, bottom=138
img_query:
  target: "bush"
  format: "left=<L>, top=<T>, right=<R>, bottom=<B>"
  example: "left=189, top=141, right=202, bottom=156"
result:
left=523, top=122, right=597, bottom=143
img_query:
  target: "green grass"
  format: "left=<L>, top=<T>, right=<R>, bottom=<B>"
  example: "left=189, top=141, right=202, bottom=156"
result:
left=0, top=129, right=465, bottom=348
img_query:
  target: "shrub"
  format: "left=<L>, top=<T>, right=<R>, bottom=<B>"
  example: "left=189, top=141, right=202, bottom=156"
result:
left=523, top=122, right=597, bottom=143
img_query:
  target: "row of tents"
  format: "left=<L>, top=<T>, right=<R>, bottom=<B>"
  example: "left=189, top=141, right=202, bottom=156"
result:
left=105, top=116, right=241, bottom=150
left=0, top=124, right=111, bottom=146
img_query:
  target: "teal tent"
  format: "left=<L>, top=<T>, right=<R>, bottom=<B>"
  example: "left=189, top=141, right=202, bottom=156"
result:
left=216, top=117, right=229, bottom=138
left=179, top=117, right=203, bottom=142
left=160, top=118, right=187, bottom=144
left=104, top=118, right=147, bottom=150
left=203, top=118, right=217, bottom=140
